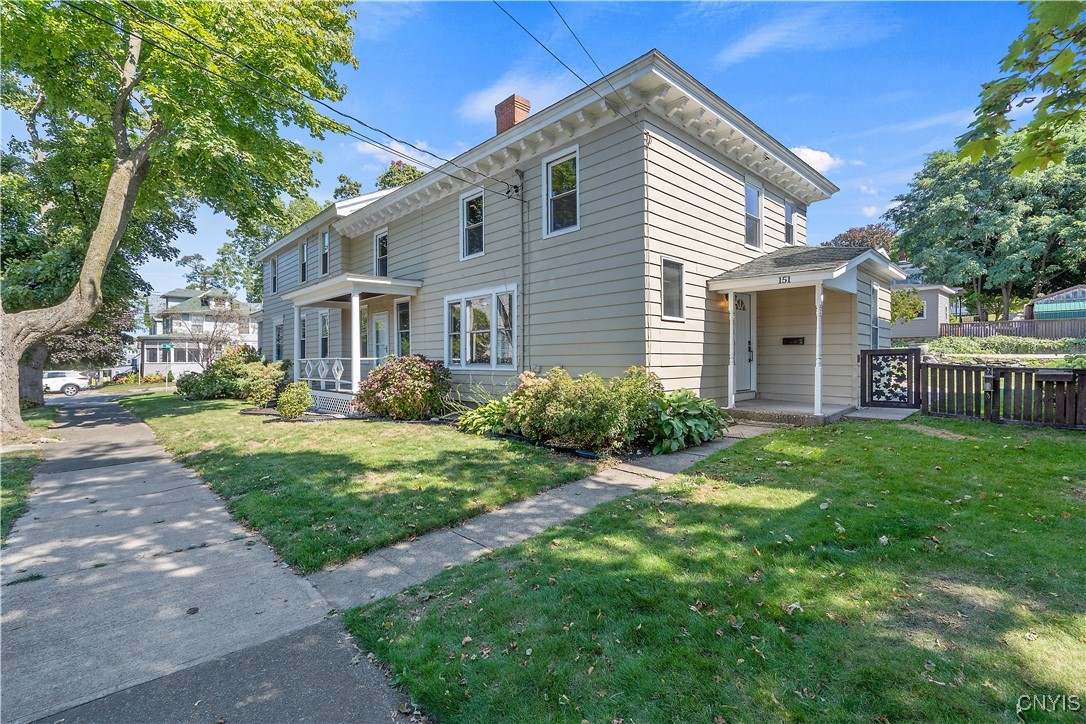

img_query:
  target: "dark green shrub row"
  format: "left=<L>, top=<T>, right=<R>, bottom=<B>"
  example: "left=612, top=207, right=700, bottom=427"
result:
left=174, top=346, right=289, bottom=407
left=926, top=335, right=1086, bottom=355
left=459, top=367, right=730, bottom=454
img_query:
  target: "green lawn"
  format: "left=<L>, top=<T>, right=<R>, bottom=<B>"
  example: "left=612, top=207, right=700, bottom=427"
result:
left=2, top=406, right=59, bottom=543
left=347, top=417, right=1086, bottom=722
left=121, top=393, right=597, bottom=572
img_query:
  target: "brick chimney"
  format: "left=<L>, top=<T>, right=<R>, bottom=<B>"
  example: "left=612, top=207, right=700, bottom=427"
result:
left=495, top=94, right=530, bottom=134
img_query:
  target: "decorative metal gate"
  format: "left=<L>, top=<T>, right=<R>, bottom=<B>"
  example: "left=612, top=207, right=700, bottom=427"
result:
left=860, top=348, right=921, bottom=408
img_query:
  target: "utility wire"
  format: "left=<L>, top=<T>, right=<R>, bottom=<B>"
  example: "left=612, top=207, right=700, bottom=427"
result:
left=113, top=0, right=513, bottom=192
left=64, top=0, right=507, bottom=198
left=492, top=0, right=640, bottom=132
left=547, top=1, right=639, bottom=120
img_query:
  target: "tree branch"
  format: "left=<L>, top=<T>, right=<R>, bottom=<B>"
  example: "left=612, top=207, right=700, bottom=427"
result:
left=112, top=28, right=143, bottom=157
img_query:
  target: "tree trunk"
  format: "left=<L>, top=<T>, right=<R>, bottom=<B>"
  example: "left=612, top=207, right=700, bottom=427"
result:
left=18, top=343, right=49, bottom=408
left=0, top=148, right=151, bottom=433
left=1001, top=283, right=1014, bottom=321
left=973, top=277, right=985, bottom=320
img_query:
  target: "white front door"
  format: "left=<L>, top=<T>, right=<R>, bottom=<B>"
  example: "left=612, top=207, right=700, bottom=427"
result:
left=734, top=293, right=754, bottom=392
left=373, top=312, right=389, bottom=360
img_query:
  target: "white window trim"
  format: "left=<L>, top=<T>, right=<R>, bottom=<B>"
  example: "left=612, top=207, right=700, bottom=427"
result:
left=784, top=201, right=795, bottom=246
left=299, top=312, right=308, bottom=358
left=660, top=256, right=686, bottom=322
left=443, top=285, right=518, bottom=370
left=374, top=227, right=389, bottom=276
left=541, top=145, right=580, bottom=239
left=273, top=317, right=285, bottom=362
left=870, top=282, right=882, bottom=348
left=299, top=241, right=309, bottom=282
left=916, top=300, right=928, bottom=320
left=744, top=177, right=764, bottom=250
left=459, top=190, right=485, bottom=261
left=270, top=256, right=279, bottom=294
left=394, top=297, right=411, bottom=356
left=318, top=309, right=329, bottom=358
left=321, top=230, right=330, bottom=276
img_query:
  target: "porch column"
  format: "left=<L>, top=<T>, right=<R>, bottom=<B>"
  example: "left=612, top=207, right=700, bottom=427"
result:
left=292, top=305, right=301, bottom=382
left=727, top=291, right=736, bottom=409
left=350, top=291, right=361, bottom=393
left=814, top=282, right=824, bottom=416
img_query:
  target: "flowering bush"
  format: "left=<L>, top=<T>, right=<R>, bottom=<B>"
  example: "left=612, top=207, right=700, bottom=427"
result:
left=355, top=355, right=451, bottom=420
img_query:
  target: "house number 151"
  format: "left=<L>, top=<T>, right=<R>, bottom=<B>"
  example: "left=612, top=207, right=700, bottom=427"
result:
left=778, top=275, right=791, bottom=284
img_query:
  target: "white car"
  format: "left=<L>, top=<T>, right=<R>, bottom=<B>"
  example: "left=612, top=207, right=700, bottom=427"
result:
left=42, top=370, right=90, bottom=396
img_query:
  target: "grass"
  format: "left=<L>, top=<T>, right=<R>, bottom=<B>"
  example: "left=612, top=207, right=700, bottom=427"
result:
left=120, top=393, right=597, bottom=573
left=1, top=405, right=59, bottom=543
left=347, top=417, right=1086, bottom=722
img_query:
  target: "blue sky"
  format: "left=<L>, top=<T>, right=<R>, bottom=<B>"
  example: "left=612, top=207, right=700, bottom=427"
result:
left=44, top=2, right=1039, bottom=294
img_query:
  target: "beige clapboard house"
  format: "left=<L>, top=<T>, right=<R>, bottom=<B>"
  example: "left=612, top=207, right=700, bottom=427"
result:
left=256, top=51, right=902, bottom=420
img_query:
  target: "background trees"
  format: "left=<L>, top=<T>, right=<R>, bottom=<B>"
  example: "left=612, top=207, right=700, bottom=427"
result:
left=0, top=1, right=356, bottom=431
left=376, top=160, right=424, bottom=190
left=822, top=222, right=896, bottom=251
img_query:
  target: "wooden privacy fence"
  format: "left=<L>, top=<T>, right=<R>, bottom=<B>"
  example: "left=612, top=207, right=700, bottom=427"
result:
left=940, top=318, right=1086, bottom=339
left=860, top=350, right=1086, bottom=429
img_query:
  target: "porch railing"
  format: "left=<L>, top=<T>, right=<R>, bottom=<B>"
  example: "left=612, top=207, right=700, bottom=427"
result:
left=298, top=357, right=379, bottom=393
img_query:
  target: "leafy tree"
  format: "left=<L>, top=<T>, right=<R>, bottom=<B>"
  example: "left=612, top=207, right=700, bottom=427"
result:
left=887, top=124, right=1086, bottom=320
left=0, top=1, right=356, bottom=431
left=46, top=304, right=136, bottom=370
left=213, top=195, right=323, bottom=302
left=890, top=288, right=925, bottom=325
left=823, top=222, right=896, bottom=251
left=959, top=1, right=1086, bottom=174
left=376, top=160, right=424, bottom=190
left=177, top=253, right=225, bottom=291
left=333, top=173, right=362, bottom=200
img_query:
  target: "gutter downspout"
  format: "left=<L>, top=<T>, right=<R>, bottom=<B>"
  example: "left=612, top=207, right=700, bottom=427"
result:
left=515, top=168, right=529, bottom=373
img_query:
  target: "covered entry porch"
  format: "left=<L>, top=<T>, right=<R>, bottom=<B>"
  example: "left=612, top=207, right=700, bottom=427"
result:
left=708, top=247, right=904, bottom=423
left=282, top=273, right=421, bottom=412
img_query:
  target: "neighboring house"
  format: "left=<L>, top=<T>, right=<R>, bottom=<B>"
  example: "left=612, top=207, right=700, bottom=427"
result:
left=1026, top=284, right=1086, bottom=320
left=890, top=284, right=958, bottom=340
left=257, top=50, right=902, bottom=419
left=137, top=288, right=259, bottom=377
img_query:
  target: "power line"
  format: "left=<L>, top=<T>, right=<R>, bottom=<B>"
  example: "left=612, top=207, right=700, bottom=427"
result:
left=114, top=0, right=513, bottom=193
left=492, top=0, right=640, bottom=132
left=547, top=1, right=638, bottom=120
left=63, top=0, right=507, bottom=199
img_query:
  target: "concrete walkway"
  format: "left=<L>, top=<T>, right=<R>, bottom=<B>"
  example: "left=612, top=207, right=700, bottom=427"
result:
left=3, top=393, right=774, bottom=723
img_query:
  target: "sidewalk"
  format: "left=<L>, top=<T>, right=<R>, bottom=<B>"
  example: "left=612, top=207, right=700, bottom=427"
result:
left=4, top=395, right=773, bottom=724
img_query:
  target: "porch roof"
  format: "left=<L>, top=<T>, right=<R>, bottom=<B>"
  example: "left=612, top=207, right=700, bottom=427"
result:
left=282, top=273, right=422, bottom=307
left=707, top=246, right=905, bottom=294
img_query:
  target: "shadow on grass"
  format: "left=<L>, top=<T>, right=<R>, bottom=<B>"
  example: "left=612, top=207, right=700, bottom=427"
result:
left=348, top=419, right=1086, bottom=722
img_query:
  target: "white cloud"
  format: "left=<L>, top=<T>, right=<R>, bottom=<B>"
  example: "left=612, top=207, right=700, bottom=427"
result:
left=716, top=5, right=894, bottom=68
left=790, top=146, right=844, bottom=174
left=859, top=182, right=879, bottom=196
left=458, top=70, right=579, bottom=126
left=352, top=2, right=424, bottom=41
left=861, top=205, right=880, bottom=218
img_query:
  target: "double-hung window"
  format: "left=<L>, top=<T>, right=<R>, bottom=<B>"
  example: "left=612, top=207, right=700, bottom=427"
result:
left=917, top=300, right=928, bottom=320
left=445, top=288, right=516, bottom=369
left=870, top=282, right=882, bottom=349
left=321, top=231, right=330, bottom=275
left=396, top=300, right=411, bottom=355
left=461, top=192, right=484, bottom=259
left=319, top=311, right=329, bottom=358
left=273, top=323, right=284, bottom=361
left=299, top=315, right=307, bottom=358
left=661, top=258, right=685, bottom=321
left=785, top=202, right=795, bottom=246
left=745, top=181, right=762, bottom=248
left=300, top=239, right=309, bottom=282
left=270, top=257, right=278, bottom=293
left=374, top=230, right=388, bottom=276
left=544, top=148, right=578, bottom=235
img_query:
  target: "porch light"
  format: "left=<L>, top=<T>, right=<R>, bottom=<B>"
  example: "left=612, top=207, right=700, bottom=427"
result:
left=719, top=295, right=730, bottom=313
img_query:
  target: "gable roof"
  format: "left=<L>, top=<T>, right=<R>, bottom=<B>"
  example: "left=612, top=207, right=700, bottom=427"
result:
left=160, top=288, right=201, bottom=299
left=708, top=246, right=905, bottom=294
left=337, top=49, right=839, bottom=240
left=158, top=290, right=255, bottom=315
left=255, top=189, right=394, bottom=262
left=1031, top=284, right=1086, bottom=304
left=710, top=247, right=870, bottom=282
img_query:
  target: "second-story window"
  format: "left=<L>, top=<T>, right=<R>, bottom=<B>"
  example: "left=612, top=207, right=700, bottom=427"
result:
left=544, top=148, right=578, bottom=235
left=321, top=231, right=330, bottom=275
left=271, top=257, right=278, bottom=293
left=785, top=202, right=795, bottom=245
left=745, top=182, right=762, bottom=248
left=300, top=240, right=309, bottom=282
left=375, top=230, right=388, bottom=276
left=461, top=192, right=484, bottom=259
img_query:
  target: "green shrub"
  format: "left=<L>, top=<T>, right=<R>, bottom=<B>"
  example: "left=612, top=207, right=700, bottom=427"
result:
left=237, top=361, right=289, bottom=408
left=610, top=366, right=664, bottom=446
left=1055, top=354, right=1086, bottom=369
left=143, top=372, right=167, bottom=384
left=276, top=382, right=313, bottom=419
left=458, top=399, right=513, bottom=436
left=926, top=335, right=1086, bottom=355
left=649, top=389, right=731, bottom=454
left=173, top=346, right=262, bottom=400
left=355, top=355, right=451, bottom=420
